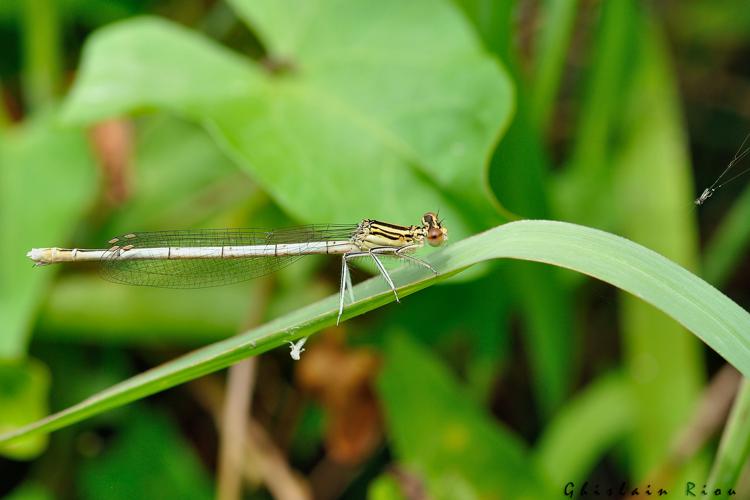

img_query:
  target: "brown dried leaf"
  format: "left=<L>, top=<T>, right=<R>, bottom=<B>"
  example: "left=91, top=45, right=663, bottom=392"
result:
left=296, top=331, right=382, bottom=464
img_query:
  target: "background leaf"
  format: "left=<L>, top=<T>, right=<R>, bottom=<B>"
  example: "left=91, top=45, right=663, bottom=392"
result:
left=377, top=332, right=550, bottom=499
left=62, top=0, right=514, bottom=232
left=0, top=116, right=96, bottom=358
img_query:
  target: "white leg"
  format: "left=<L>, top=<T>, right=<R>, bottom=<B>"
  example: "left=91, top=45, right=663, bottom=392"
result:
left=394, top=246, right=437, bottom=274
left=397, top=253, right=437, bottom=273
left=338, top=254, right=348, bottom=325
left=344, top=250, right=400, bottom=302
left=367, top=251, right=400, bottom=303
left=339, top=246, right=425, bottom=321
left=369, top=245, right=437, bottom=275
left=345, top=261, right=355, bottom=303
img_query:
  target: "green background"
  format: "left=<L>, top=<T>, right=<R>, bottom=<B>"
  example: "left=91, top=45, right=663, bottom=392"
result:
left=1, top=0, right=750, bottom=498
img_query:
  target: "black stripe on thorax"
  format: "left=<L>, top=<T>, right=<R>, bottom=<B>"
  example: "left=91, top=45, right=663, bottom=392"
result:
left=369, top=226, right=417, bottom=243
left=370, top=220, right=412, bottom=231
left=370, top=228, right=403, bottom=241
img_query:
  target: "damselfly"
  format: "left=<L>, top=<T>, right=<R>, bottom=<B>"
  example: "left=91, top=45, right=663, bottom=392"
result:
left=695, top=131, right=750, bottom=206
left=27, top=212, right=448, bottom=324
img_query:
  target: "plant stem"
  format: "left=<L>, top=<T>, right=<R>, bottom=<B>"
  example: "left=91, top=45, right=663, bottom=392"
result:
left=707, top=378, right=750, bottom=491
left=22, top=0, right=62, bottom=112
left=531, top=0, right=580, bottom=130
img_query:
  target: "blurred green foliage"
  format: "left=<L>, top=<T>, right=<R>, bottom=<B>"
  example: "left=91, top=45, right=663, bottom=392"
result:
left=1, top=0, right=750, bottom=498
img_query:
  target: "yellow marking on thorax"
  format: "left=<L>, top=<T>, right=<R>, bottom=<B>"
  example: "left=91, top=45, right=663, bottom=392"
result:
left=356, top=220, right=425, bottom=250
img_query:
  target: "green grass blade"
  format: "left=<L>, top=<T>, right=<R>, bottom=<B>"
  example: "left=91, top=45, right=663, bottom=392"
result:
left=22, top=0, right=62, bottom=110
left=555, top=0, right=635, bottom=226
left=530, top=0, right=580, bottom=129
left=2, top=220, right=749, bottom=445
left=707, top=378, right=750, bottom=491
left=534, top=372, right=633, bottom=484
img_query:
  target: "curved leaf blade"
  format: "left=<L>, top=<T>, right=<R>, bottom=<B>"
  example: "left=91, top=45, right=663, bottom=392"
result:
left=61, top=5, right=513, bottom=231
left=2, top=220, right=749, bottom=445
left=61, top=17, right=262, bottom=122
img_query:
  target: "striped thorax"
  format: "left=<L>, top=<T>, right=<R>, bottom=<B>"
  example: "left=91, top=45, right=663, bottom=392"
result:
left=354, top=212, right=448, bottom=251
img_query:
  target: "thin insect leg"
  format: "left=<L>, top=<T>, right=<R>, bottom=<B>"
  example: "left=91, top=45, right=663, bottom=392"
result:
left=366, top=251, right=400, bottom=303
left=714, top=165, right=750, bottom=191
left=395, top=246, right=437, bottom=274
left=338, top=254, right=348, bottom=325
left=715, top=134, right=750, bottom=190
left=732, top=132, right=750, bottom=163
left=345, top=262, right=355, bottom=303
left=368, top=245, right=437, bottom=274
left=344, top=251, right=400, bottom=302
left=395, top=253, right=437, bottom=274
left=708, top=131, right=750, bottom=190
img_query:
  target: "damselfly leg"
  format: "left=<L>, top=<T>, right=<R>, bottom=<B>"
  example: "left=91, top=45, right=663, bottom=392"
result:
left=335, top=245, right=438, bottom=324
left=337, top=250, right=400, bottom=325
left=392, top=245, right=438, bottom=274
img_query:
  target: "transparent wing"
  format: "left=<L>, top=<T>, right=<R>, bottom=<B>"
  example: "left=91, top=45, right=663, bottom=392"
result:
left=100, top=225, right=358, bottom=288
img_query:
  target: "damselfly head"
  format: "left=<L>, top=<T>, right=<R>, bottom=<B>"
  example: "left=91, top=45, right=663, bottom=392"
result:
left=422, top=212, right=448, bottom=247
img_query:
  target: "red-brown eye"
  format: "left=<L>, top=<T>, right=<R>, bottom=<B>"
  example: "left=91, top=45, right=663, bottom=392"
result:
left=427, top=227, right=444, bottom=246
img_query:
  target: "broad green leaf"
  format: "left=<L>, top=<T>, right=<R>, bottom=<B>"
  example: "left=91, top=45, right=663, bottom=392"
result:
left=0, top=117, right=96, bottom=358
left=452, top=0, right=513, bottom=60
left=1, top=220, right=749, bottom=446
left=105, top=115, right=256, bottom=234
left=378, top=332, right=549, bottom=499
left=0, top=117, right=94, bottom=460
left=62, top=17, right=261, bottom=122
left=62, top=2, right=514, bottom=232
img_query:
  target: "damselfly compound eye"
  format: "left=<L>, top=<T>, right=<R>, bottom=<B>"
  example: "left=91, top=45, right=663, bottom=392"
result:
left=423, top=212, right=447, bottom=246
left=427, top=227, right=445, bottom=246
